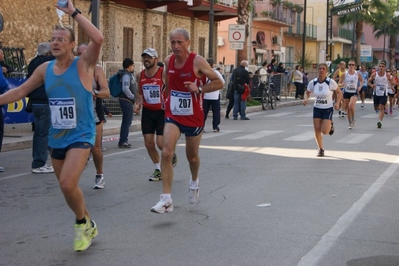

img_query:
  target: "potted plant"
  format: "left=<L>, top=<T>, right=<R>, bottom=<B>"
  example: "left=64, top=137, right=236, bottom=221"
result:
left=270, top=0, right=282, bottom=6
left=261, top=10, right=269, bottom=17
left=293, top=4, right=303, bottom=13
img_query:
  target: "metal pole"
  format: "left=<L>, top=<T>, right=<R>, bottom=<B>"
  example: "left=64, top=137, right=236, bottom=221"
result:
left=329, top=2, right=333, bottom=72
left=326, top=0, right=329, bottom=64
left=383, top=25, right=386, bottom=61
left=302, top=0, right=307, bottom=70
left=91, top=0, right=100, bottom=28
left=208, top=0, right=214, bottom=59
left=351, top=13, right=356, bottom=59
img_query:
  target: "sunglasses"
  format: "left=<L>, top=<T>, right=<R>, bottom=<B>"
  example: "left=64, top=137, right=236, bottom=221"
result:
left=348, top=64, right=355, bottom=66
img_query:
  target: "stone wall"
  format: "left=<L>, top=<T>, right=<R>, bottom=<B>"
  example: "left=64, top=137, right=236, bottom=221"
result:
left=0, top=0, right=215, bottom=68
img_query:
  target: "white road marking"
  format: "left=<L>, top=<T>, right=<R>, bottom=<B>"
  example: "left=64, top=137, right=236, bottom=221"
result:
left=361, top=113, right=379, bottom=118
left=234, top=130, right=283, bottom=140
left=284, top=131, right=315, bottom=141
left=336, top=133, right=373, bottom=144
left=296, top=112, right=313, bottom=117
left=201, top=130, right=241, bottom=139
left=264, top=112, right=295, bottom=117
left=386, top=136, right=399, bottom=146
left=297, top=156, right=399, bottom=266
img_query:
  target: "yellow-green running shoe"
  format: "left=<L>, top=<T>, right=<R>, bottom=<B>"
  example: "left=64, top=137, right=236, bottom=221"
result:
left=73, top=220, right=92, bottom=252
left=90, top=220, right=98, bottom=240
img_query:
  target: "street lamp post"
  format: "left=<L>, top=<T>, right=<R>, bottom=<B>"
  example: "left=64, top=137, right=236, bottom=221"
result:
left=208, top=0, right=214, bottom=60
left=383, top=25, right=386, bottom=61
left=301, top=0, right=307, bottom=71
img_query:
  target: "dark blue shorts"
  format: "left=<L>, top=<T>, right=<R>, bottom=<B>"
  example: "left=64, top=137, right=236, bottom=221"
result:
left=343, top=92, right=358, bottom=99
left=373, top=95, right=388, bottom=107
left=165, top=117, right=203, bottom=137
left=361, top=86, right=367, bottom=92
left=50, top=142, right=93, bottom=160
left=313, top=107, right=333, bottom=120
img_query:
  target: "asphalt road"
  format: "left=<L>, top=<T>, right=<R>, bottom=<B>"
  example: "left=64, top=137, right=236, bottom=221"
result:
left=1, top=100, right=399, bottom=266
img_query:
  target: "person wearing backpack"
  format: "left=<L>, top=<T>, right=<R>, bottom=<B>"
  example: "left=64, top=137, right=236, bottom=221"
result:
left=117, top=58, right=137, bottom=148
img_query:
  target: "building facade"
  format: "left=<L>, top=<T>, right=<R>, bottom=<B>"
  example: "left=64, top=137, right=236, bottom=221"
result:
left=0, top=0, right=237, bottom=74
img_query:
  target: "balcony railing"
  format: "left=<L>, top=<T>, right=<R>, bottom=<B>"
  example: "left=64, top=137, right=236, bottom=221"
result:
left=285, top=23, right=317, bottom=39
left=332, top=28, right=353, bottom=40
left=253, top=1, right=296, bottom=25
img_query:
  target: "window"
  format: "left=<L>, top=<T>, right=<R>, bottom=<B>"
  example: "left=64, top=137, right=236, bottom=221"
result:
left=123, top=27, right=134, bottom=59
left=198, top=37, right=205, bottom=57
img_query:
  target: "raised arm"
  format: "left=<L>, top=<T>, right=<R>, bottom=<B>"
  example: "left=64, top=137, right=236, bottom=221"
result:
left=57, top=0, right=103, bottom=69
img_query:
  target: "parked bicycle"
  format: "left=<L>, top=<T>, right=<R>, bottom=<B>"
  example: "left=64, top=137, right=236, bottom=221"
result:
left=261, top=81, right=277, bottom=110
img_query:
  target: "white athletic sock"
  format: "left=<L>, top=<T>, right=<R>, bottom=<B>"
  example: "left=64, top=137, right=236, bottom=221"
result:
left=155, top=163, right=160, bottom=170
left=161, top=194, right=171, bottom=200
left=189, top=178, right=199, bottom=189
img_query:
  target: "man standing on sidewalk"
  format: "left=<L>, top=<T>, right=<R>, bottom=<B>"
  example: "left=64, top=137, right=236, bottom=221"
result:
left=27, top=42, right=55, bottom=174
left=232, top=60, right=250, bottom=120
left=0, top=0, right=103, bottom=251
left=150, top=28, right=223, bottom=213
left=117, top=58, right=136, bottom=148
left=203, top=58, right=225, bottom=132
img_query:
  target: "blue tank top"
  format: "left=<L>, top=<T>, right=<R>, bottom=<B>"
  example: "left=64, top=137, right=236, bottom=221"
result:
left=45, top=58, right=95, bottom=148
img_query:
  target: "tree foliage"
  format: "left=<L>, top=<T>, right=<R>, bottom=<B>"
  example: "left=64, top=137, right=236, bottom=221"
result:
left=236, top=0, right=252, bottom=63
left=336, top=0, right=390, bottom=65
left=371, top=0, right=399, bottom=67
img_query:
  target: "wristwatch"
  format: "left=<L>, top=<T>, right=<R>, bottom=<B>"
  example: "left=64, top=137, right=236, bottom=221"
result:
left=197, top=86, right=203, bottom=94
left=71, top=8, right=82, bottom=18
left=93, top=89, right=99, bottom=95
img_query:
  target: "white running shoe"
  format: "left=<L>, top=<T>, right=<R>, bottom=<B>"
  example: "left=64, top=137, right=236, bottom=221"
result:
left=188, top=187, right=199, bottom=204
left=93, top=174, right=105, bottom=189
left=151, top=195, right=173, bottom=213
left=32, top=164, right=54, bottom=174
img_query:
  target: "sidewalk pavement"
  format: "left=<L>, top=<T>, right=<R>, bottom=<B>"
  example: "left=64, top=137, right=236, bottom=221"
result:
left=2, top=96, right=307, bottom=152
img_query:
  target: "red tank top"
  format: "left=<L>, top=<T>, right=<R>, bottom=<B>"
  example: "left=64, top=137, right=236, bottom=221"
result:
left=139, top=67, right=165, bottom=111
left=165, top=52, right=204, bottom=127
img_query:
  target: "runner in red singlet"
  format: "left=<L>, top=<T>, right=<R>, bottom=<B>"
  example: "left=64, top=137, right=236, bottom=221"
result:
left=150, top=28, right=223, bottom=214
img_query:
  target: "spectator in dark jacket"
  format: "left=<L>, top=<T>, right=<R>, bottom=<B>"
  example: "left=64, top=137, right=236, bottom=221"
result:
left=27, top=42, right=55, bottom=174
left=117, top=58, right=136, bottom=148
left=267, top=58, right=276, bottom=74
left=0, top=49, right=14, bottom=74
left=276, top=62, right=286, bottom=73
left=232, top=60, right=250, bottom=120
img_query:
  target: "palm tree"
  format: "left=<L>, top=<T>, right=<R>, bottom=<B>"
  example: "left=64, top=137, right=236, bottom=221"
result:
left=372, top=0, right=399, bottom=67
left=336, top=0, right=388, bottom=65
left=236, top=0, right=251, bottom=63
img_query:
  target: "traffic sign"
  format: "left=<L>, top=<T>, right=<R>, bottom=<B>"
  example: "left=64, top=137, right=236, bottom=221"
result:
left=360, top=44, right=372, bottom=62
left=228, top=24, right=245, bottom=43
